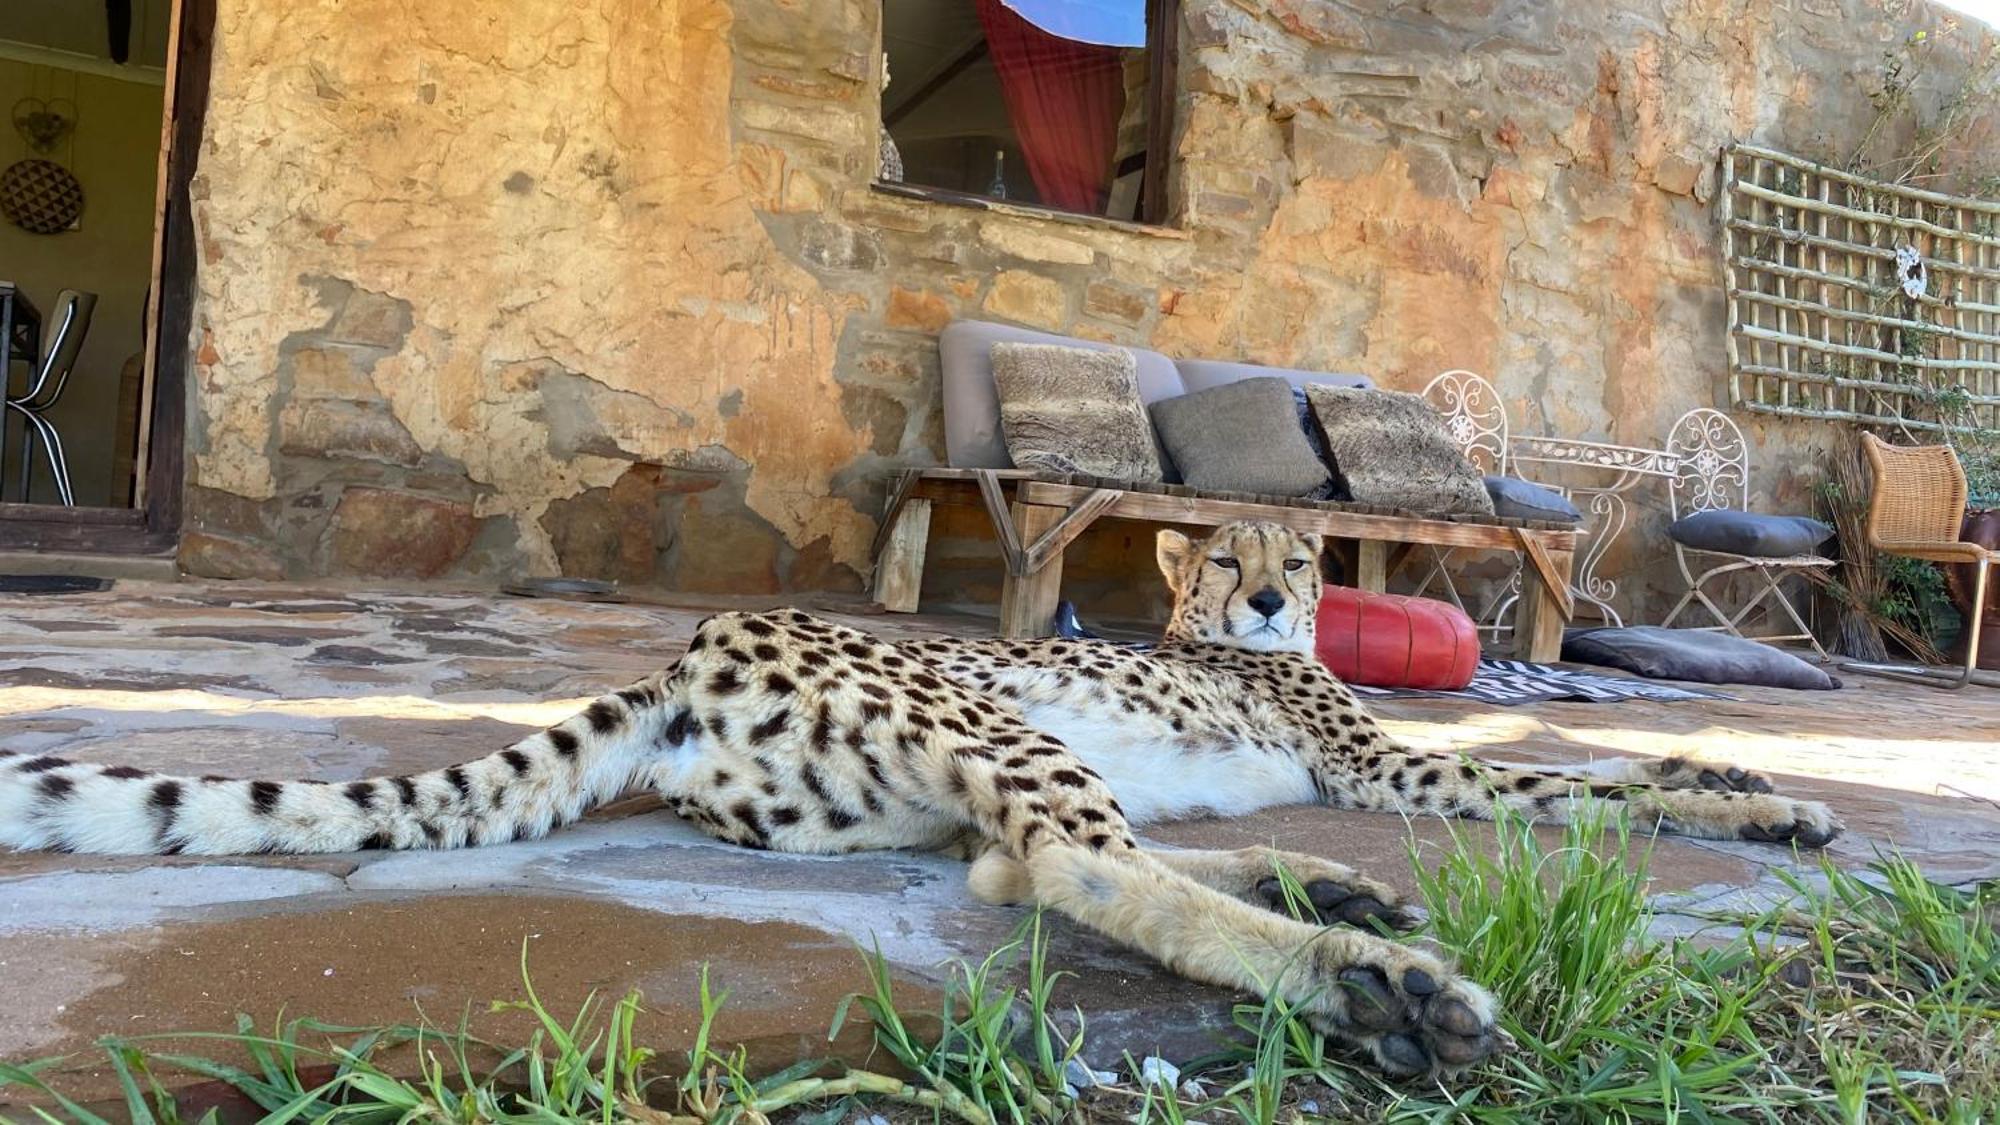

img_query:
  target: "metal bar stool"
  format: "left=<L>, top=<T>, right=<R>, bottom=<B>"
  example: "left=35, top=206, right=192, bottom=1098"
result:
left=4, top=289, right=96, bottom=506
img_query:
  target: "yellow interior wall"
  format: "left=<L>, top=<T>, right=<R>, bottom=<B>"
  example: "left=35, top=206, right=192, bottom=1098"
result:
left=0, top=61, right=162, bottom=507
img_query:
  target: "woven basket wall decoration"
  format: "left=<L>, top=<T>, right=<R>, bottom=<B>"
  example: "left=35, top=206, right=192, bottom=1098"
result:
left=0, top=158, right=85, bottom=235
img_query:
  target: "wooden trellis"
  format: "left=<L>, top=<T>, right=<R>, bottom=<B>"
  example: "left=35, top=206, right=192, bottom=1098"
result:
left=1720, top=143, right=2000, bottom=434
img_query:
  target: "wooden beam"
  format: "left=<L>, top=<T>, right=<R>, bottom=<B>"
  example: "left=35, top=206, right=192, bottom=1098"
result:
left=131, top=0, right=187, bottom=511
left=975, top=469, right=1026, bottom=573
left=1514, top=529, right=1576, bottom=620
left=1141, top=0, right=1180, bottom=225
left=1018, top=488, right=1118, bottom=575
left=870, top=498, right=932, bottom=614
left=1383, top=542, right=1418, bottom=583
left=998, top=502, right=1065, bottom=638
left=1512, top=543, right=1575, bottom=664
left=868, top=469, right=922, bottom=562
left=1352, top=540, right=1389, bottom=593
left=1014, top=480, right=1577, bottom=553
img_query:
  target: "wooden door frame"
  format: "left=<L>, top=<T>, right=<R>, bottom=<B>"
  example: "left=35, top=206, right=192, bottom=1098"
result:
left=0, top=0, right=212, bottom=554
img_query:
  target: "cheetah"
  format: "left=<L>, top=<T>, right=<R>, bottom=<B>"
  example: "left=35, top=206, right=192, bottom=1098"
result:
left=0, top=521, right=1839, bottom=1079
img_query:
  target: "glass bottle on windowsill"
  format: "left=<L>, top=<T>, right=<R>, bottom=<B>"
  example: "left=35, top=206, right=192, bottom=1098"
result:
left=986, top=150, right=1007, bottom=200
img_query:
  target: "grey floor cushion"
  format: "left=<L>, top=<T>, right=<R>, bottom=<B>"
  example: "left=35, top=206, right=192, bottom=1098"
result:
left=1303, top=385, right=1494, bottom=516
left=1668, top=509, right=1834, bottom=557
left=1486, top=475, right=1582, bottom=522
left=1562, top=626, right=1840, bottom=690
left=991, top=342, right=1165, bottom=482
left=1150, top=377, right=1331, bottom=495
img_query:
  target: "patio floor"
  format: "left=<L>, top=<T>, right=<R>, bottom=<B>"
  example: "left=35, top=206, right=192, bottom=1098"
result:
left=2, top=579, right=1998, bottom=1106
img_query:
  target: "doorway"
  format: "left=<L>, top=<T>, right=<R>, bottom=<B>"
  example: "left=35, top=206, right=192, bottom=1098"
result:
left=0, top=0, right=208, bottom=553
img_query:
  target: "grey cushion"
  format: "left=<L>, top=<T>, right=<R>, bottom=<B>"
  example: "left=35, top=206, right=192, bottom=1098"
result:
left=1176, top=358, right=1374, bottom=395
left=939, top=320, right=1185, bottom=469
left=1149, top=377, right=1332, bottom=496
left=1303, top=385, right=1494, bottom=516
left=1667, top=509, right=1833, bottom=558
left=1485, top=475, right=1582, bottom=523
left=1563, top=626, right=1840, bottom=691
left=991, top=343, right=1164, bottom=482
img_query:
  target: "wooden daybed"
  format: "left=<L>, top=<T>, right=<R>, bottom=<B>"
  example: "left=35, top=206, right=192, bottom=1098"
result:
left=869, top=467, right=1580, bottom=663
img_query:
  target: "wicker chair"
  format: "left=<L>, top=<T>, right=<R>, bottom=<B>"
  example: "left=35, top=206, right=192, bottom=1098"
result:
left=1845, top=433, right=1997, bottom=688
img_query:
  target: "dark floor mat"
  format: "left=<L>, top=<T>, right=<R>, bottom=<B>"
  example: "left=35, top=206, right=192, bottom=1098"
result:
left=0, top=574, right=113, bottom=595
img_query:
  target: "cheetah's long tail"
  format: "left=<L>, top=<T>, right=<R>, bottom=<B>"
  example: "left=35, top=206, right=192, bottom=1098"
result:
left=0, top=674, right=684, bottom=855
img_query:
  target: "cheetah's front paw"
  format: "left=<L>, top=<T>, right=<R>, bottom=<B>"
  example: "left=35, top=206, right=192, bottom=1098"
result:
left=1735, top=796, right=1842, bottom=848
left=1254, top=873, right=1419, bottom=932
left=1297, top=941, right=1509, bottom=1077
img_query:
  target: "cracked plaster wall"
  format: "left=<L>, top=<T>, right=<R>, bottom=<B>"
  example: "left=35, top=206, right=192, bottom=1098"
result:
left=176, top=0, right=1997, bottom=618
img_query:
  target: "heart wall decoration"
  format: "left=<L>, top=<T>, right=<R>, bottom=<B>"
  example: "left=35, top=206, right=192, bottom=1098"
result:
left=11, top=98, right=78, bottom=154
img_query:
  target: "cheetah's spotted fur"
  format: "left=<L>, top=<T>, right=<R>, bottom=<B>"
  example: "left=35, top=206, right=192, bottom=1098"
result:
left=0, top=521, right=1841, bottom=1079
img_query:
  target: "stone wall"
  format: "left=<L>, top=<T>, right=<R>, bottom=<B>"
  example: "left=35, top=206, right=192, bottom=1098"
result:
left=179, top=0, right=1997, bottom=622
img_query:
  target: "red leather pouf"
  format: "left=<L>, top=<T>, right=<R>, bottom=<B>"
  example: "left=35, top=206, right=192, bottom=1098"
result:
left=1315, top=587, right=1480, bottom=690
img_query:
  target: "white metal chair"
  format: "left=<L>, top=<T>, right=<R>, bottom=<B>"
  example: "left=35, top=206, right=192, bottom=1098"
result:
left=1413, top=370, right=1519, bottom=638
left=1658, top=408, right=1833, bottom=658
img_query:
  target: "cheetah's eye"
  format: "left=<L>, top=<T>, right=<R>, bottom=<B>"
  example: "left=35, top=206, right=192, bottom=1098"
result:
left=1210, top=557, right=1239, bottom=570
left=1283, top=559, right=1308, bottom=572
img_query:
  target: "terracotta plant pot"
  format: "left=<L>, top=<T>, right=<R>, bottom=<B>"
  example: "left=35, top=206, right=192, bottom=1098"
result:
left=1947, top=509, right=2000, bottom=671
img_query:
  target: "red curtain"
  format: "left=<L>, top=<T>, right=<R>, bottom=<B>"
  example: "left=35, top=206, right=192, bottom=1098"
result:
left=975, top=0, right=1126, bottom=214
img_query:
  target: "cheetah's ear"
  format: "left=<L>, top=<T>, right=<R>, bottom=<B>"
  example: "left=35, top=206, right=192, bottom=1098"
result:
left=1297, top=532, right=1323, bottom=556
left=1155, top=529, right=1197, bottom=590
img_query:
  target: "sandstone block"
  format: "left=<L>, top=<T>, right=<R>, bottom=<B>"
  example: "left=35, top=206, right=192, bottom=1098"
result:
left=982, top=271, right=1070, bottom=330
left=179, top=531, right=285, bottom=581
left=885, top=287, right=951, bottom=332
left=737, top=100, right=864, bottom=147
left=1083, top=280, right=1150, bottom=324
left=801, top=220, right=882, bottom=271
left=280, top=400, right=424, bottom=466
left=978, top=222, right=1095, bottom=265
left=288, top=347, right=377, bottom=400
left=325, top=289, right=413, bottom=350
left=1268, top=0, right=1369, bottom=48
left=330, top=488, right=475, bottom=578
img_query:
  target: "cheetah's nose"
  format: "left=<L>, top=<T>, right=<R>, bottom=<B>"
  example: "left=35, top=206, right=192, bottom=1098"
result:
left=1247, top=587, right=1286, bottom=618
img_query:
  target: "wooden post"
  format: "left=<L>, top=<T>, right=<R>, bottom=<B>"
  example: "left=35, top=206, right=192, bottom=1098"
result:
left=1353, top=540, right=1389, bottom=593
left=871, top=498, right=932, bottom=614
left=998, top=501, right=1066, bottom=638
left=1513, top=545, right=1574, bottom=663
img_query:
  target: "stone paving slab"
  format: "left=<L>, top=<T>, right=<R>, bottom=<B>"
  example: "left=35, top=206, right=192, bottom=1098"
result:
left=2, top=580, right=1997, bottom=1106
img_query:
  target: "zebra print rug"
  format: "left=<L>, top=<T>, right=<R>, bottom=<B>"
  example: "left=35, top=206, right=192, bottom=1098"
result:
left=1052, top=603, right=1730, bottom=707
left=1345, top=658, right=1733, bottom=706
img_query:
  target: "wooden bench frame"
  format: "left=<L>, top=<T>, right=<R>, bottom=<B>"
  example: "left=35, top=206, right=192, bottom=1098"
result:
left=869, top=468, right=1581, bottom=663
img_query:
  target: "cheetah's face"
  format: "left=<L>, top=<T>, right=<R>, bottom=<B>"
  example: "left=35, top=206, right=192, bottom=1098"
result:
left=1157, top=522, right=1323, bottom=653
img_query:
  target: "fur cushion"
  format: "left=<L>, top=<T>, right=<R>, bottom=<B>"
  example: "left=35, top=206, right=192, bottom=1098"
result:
left=992, top=343, right=1164, bottom=482
left=1303, top=385, right=1494, bottom=516
left=1150, top=377, right=1332, bottom=496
